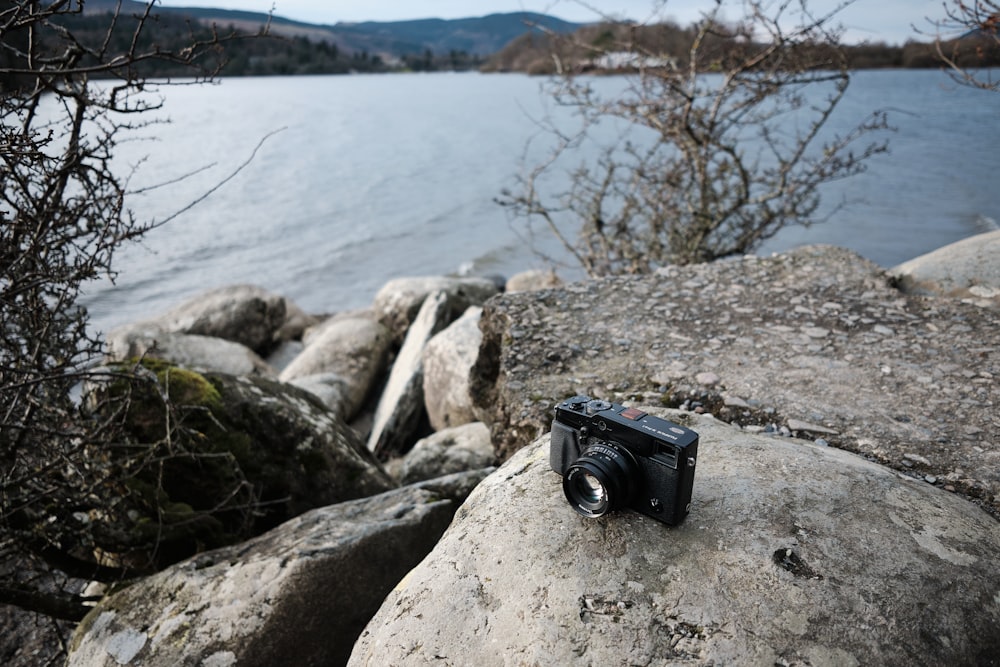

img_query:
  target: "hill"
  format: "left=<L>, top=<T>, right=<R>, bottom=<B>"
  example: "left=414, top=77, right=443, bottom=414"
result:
left=81, top=1, right=583, bottom=59
left=332, top=13, right=582, bottom=56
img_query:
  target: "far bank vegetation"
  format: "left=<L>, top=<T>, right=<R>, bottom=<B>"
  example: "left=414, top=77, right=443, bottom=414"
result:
left=25, top=5, right=1000, bottom=77
left=482, top=18, right=1000, bottom=75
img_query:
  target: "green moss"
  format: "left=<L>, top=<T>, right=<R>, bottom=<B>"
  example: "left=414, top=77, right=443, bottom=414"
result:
left=156, top=366, right=221, bottom=409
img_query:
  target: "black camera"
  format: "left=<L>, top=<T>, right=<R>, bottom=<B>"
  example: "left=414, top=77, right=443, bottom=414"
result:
left=550, top=395, right=698, bottom=525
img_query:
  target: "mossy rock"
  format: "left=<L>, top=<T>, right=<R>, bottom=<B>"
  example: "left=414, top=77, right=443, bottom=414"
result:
left=94, top=360, right=396, bottom=568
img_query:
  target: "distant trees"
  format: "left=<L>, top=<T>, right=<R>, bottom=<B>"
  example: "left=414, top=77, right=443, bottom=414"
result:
left=12, top=7, right=391, bottom=77
left=400, top=48, right=484, bottom=72
left=482, top=15, right=1000, bottom=75
left=499, top=0, right=889, bottom=274
left=0, top=1, right=265, bottom=624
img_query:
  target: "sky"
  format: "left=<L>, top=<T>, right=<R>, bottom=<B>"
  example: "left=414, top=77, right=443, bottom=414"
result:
left=157, top=0, right=954, bottom=46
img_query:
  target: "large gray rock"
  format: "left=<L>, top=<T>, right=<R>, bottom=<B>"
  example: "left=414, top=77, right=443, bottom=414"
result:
left=373, top=275, right=499, bottom=342
left=106, top=329, right=275, bottom=376
left=367, top=291, right=452, bottom=458
left=471, top=245, right=1000, bottom=516
left=890, top=229, right=1000, bottom=306
left=422, top=306, right=483, bottom=431
left=397, top=422, right=494, bottom=484
left=351, top=411, right=1000, bottom=667
left=68, top=470, right=493, bottom=667
left=112, top=285, right=292, bottom=355
left=279, top=312, right=392, bottom=420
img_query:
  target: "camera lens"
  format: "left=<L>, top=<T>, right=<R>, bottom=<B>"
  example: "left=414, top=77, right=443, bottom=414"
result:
left=562, top=441, right=639, bottom=518
left=572, top=473, right=605, bottom=504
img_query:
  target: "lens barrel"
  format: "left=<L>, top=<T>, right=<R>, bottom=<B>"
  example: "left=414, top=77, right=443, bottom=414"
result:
left=562, top=441, right=639, bottom=518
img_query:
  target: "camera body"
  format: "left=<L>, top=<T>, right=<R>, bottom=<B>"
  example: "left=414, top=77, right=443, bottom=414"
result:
left=550, top=395, right=698, bottom=525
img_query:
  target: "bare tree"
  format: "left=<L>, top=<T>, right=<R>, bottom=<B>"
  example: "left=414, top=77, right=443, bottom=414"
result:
left=1, top=1, right=268, bottom=625
left=500, top=0, right=889, bottom=275
left=926, top=0, right=1000, bottom=90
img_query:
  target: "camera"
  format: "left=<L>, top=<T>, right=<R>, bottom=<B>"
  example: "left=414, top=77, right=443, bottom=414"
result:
left=550, top=395, right=698, bottom=525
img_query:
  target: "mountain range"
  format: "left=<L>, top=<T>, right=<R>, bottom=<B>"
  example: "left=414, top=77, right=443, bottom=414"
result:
left=82, top=1, right=584, bottom=56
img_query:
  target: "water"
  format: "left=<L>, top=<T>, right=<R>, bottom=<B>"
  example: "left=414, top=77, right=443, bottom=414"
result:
left=79, top=70, right=1000, bottom=334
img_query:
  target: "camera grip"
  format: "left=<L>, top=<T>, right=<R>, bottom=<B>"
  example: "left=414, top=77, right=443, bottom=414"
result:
left=549, top=420, right=581, bottom=473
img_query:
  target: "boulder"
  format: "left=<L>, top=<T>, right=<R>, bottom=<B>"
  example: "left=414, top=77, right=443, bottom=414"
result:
left=372, top=275, right=499, bottom=342
left=68, top=469, right=494, bottom=667
left=350, top=412, right=1000, bottom=666
left=263, top=339, right=304, bottom=373
left=505, top=268, right=563, bottom=293
left=422, top=306, right=482, bottom=431
left=199, top=372, right=397, bottom=526
left=115, top=285, right=291, bottom=355
left=890, top=229, right=1000, bottom=306
left=276, top=296, right=320, bottom=341
left=286, top=372, right=351, bottom=418
left=279, top=313, right=392, bottom=420
left=470, top=245, right=1000, bottom=516
left=105, top=329, right=275, bottom=377
left=0, top=604, right=74, bottom=667
left=300, top=308, right=374, bottom=347
left=88, top=362, right=396, bottom=566
left=367, top=290, right=451, bottom=458
left=397, top=422, right=494, bottom=484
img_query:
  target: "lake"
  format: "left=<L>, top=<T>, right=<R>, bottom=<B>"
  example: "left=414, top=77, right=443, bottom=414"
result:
left=80, top=69, right=1000, bottom=334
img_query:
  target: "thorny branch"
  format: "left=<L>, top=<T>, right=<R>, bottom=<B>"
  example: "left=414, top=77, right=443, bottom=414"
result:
left=500, top=0, right=890, bottom=275
left=1, top=1, right=271, bottom=624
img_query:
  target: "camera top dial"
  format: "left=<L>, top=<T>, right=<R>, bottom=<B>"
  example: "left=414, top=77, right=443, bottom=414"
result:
left=585, top=399, right=612, bottom=414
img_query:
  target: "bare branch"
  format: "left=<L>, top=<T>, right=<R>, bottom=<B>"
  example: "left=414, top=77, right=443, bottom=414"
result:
left=501, top=0, right=889, bottom=274
left=1, top=1, right=272, bottom=629
left=922, top=0, right=1000, bottom=90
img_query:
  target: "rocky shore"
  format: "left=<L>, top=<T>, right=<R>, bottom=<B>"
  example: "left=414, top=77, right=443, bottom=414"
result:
left=4, top=231, right=998, bottom=666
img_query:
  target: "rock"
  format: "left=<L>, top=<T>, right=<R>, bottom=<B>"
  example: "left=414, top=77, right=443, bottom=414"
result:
left=350, top=412, right=1000, bottom=667
left=367, top=291, right=452, bottom=458
left=505, top=268, right=562, bottom=293
left=109, top=285, right=292, bottom=356
left=372, top=275, right=498, bottom=342
left=263, top=339, right=303, bottom=373
left=300, top=307, right=372, bottom=346
left=695, top=371, right=720, bottom=386
left=88, top=361, right=396, bottom=566
left=68, top=469, right=494, bottom=667
left=0, top=604, right=74, bottom=667
left=722, top=394, right=750, bottom=409
left=279, top=313, right=392, bottom=420
left=286, top=372, right=351, bottom=417
left=470, top=245, right=1000, bottom=516
left=890, top=229, right=1000, bottom=306
left=787, top=418, right=839, bottom=435
left=202, top=372, right=397, bottom=526
left=397, top=422, right=494, bottom=484
left=422, top=306, right=483, bottom=431
left=106, top=329, right=275, bottom=377
left=276, top=297, right=320, bottom=342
